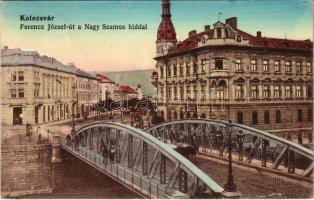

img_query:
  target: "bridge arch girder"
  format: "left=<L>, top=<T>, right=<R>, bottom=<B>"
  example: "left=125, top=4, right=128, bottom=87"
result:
left=61, top=122, right=224, bottom=198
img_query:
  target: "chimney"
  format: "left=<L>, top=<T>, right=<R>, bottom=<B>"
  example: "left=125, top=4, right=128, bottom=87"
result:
left=257, top=31, right=262, bottom=37
left=225, top=17, right=237, bottom=30
left=68, top=62, right=75, bottom=67
left=204, top=25, right=211, bottom=31
left=188, top=30, right=197, bottom=38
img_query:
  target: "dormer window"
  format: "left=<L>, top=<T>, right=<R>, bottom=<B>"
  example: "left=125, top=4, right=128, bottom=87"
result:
left=236, top=35, right=242, bottom=42
left=215, top=58, right=223, bottom=70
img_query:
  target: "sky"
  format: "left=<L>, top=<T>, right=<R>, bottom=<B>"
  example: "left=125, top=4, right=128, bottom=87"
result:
left=1, top=0, right=312, bottom=72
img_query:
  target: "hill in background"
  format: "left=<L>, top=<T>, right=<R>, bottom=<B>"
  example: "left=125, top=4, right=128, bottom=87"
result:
left=97, top=69, right=155, bottom=97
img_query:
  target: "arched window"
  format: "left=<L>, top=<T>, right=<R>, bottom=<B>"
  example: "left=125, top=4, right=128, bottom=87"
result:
left=237, top=111, right=243, bottom=124
left=186, top=112, right=190, bottom=119
left=252, top=111, right=258, bottom=125
left=307, top=84, right=313, bottom=98
left=308, top=109, right=313, bottom=122
left=297, top=109, right=303, bottom=122
left=193, top=112, right=198, bottom=118
left=264, top=111, right=270, bottom=124
left=201, top=113, right=206, bottom=118
left=174, top=111, right=177, bottom=120
left=167, top=111, right=171, bottom=121
left=180, top=111, right=184, bottom=119
left=276, top=110, right=281, bottom=123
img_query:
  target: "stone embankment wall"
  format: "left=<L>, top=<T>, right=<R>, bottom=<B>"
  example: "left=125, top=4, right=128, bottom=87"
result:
left=1, top=144, right=53, bottom=197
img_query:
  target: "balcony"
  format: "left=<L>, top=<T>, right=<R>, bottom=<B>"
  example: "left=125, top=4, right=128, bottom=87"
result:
left=208, top=70, right=229, bottom=78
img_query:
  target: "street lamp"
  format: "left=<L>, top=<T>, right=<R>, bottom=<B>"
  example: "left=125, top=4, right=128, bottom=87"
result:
left=237, top=131, right=245, bottom=161
left=224, top=120, right=237, bottom=192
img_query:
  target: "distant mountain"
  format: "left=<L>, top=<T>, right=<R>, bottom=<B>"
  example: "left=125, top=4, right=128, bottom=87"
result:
left=97, top=69, right=155, bottom=96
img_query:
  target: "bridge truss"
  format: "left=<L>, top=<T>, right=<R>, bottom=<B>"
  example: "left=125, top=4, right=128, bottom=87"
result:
left=146, top=119, right=314, bottom=178
left=60, top=122, right=224, bottom=198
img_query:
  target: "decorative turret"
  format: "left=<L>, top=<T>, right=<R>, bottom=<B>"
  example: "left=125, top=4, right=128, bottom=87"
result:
left=156, top=0, right=177, bottom=57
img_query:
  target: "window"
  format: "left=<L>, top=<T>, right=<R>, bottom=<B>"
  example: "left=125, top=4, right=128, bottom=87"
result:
left=274, top=60, right=280, bottom=72
left=307, top=62, right=312, bottom=73
left=251, top=59, right=257, bottom=71
left=274, top=85, right=281, bottom=99
left=186, top=63, right=190, bottom=75
left=179, top=64, right=184, bottom=76
left=11, top=72, right=17, bottom=81
left=252, top=111, right=258, bottom=125
left=193, top=63, right=198, bottom=74
left=11, top=89, right=17, bottom=98
left=237, top=111, right=243, bottom=124
left=307, top=85, right=312, bottom=98
left=18, top=89, right=24, bottom=98
left=160, top=66, right=164, bottom=79
left=263, top=85, right=270, bottom=99
left=186, top=85, right=190, bottom=94
left=251, top=85, right=258, bottom=99
left=262, top=60, right=269, bottom=72
left=236, top=59, right=242, bottom=71
left=298, top=133, right=303, bottom=144
left=193, top=85, right=197, bottom=98
left=215, top=59, right=223, bottom=70
left=201, top=60, right=206, bottom=72
left=264, top=111, right=270, bottom=124
left=173, top=86, right=177, bottom=99
left=201, top=85, right=205, bottom=95
left=217, top=28, right=222, bottom=39
left=167, top=87, right=171, bottom=99
left=308, top=109, right=312, bottom=122
left=296, top=62, right=302, bottom=73
left=167, top=67, right=171, bottom=77
left=285, top=61, right=291, bottom=72
left=298, top=109, right=303, bottom=122
left=276, top=110, right=281, bottom=123
left=173, top=65, right=177, bottom=76
left=180, top=86, right=184, bottom=100
left=18, top=71, right=24, bottom=81
left=285, top=85, right=292, bottom=99
left=296, top=85, right=302, bottom=98
left=235, top=85, right=244, bottom=99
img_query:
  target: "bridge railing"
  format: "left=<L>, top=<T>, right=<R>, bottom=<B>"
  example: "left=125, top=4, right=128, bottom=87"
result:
left=61, top=138, right=167, bottom=198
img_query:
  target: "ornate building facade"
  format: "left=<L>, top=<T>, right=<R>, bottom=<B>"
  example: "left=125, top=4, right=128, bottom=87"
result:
left=151, top=0, right=313, bottom=144
left=1, top=47, right=100, bottom=125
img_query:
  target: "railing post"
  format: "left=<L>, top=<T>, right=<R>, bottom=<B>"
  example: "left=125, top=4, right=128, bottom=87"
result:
left=179, top=169, right=187, bottom=193
left=140, top=176, right=142, bottom=191
left=160, top=153, right=166, bottom=184
left=142, top=141, right=148, bottom=175
left=149, top=181, right=151, bottom=198
left=261, top=139, right=267, bottom=167
left=128, top=134, right=133, bottom=168
left=157, top=184, right=159, bottom=198
left=288, top=148, right=295, bottom=174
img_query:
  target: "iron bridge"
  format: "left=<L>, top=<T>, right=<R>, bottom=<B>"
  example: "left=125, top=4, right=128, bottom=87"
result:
left=146, top=119, right=314, bottom=178
left=60, top=122, right=224, bottom=198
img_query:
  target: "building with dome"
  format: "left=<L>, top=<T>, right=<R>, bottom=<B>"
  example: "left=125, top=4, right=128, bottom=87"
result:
left=151, top=0, right=313, bottom=144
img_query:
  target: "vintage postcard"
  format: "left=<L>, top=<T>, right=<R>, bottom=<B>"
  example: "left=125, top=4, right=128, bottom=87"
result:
left=1, top=0, right=313, bottom=199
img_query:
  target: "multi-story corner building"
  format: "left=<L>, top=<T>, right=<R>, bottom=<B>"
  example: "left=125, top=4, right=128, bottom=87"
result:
left=1, top=47, right=100, bottom=125
left=151, top=0, right=313, bottom=144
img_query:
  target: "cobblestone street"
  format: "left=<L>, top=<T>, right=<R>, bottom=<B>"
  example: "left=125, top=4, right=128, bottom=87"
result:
left=195, top=154, right=313, bottom=198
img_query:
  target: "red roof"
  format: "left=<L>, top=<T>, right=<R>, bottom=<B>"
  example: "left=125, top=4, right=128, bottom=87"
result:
left=97, top=74, right=114, bottom=83
left=167, top=28, right=312, bottom=55
left=117, top=85, right=137, bottom=94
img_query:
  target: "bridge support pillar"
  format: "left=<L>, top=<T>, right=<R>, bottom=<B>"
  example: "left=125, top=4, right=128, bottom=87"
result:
left=51, top=134, right=63, bottom=192
left=51, top=134, right=62, bottom=163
